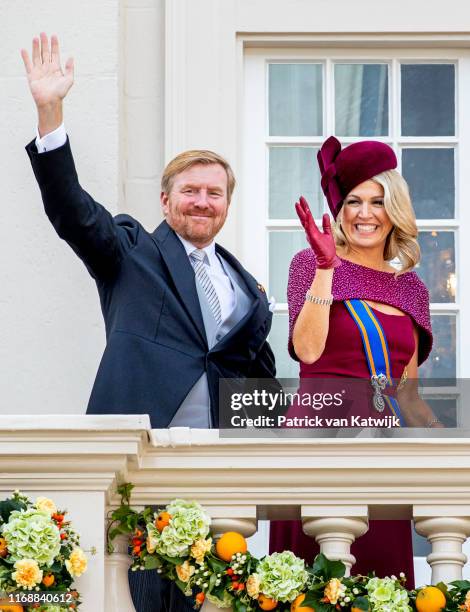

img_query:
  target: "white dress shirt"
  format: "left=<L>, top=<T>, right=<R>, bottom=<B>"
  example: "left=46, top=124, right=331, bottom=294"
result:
left=35, top=123, right=236, bottom=323
left=177, top=235, right=235, bottom=323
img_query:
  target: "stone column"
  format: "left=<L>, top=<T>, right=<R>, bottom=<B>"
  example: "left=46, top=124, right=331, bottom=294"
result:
left=414, top=506, right=470, bottom=584
left=105, top=532, right=136, bottom=612
left=302, top=505, right=369, bottom=576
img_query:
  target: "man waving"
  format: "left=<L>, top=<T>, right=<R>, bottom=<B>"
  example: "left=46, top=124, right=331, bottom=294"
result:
left=22, top=33, right=277, bottom=611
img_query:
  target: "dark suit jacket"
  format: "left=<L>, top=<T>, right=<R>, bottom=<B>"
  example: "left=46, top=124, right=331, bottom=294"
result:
left=26, top=138, right=276, bottom=427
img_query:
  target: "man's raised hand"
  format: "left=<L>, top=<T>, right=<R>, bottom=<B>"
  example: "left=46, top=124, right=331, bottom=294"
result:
left=21, top=33, right=74, bottom=136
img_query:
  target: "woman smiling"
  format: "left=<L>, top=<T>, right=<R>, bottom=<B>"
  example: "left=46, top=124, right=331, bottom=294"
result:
left=270, top=136, right=442, bottom=585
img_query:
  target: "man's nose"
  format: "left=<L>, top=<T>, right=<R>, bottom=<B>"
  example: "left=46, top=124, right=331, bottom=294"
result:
left=193, top=190, right=209, bottom=206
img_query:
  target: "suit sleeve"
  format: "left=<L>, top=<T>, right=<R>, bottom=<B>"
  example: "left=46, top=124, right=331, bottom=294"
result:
left=250, top=338, right=277, bottom=379
left=26, top=137, right=139, bottom=280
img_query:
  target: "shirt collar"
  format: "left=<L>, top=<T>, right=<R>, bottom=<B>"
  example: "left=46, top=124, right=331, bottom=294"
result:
left=176, top=233, right=216, bottom=262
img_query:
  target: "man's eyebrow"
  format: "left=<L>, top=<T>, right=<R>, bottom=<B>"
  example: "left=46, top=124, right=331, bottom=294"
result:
left=180, top=183, right=224, bottom=192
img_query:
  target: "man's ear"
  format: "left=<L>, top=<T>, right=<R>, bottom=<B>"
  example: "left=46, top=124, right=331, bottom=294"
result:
left=160, top=191, right=169, bottom=215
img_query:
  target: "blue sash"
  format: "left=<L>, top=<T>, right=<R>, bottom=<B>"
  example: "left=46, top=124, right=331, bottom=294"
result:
left=344, top=299, right=404, bottom=426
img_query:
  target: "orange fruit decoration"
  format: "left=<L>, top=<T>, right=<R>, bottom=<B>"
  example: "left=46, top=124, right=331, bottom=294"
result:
left=0, top=606, right=24, bottom=612
left=0, top=538, right=7, bottom=558
left=415, top=586, right=446, bottom=612
left=291, top=593, right=315, bottom=612
left=155, top=511, right=172, bottom=532
left=258, top=594, right=278, bottom=610
left=195, top=592, right=205, bottom=604
left=42, top=573, right=55, bottom=587
left=215, top=532, right=247, bottom=562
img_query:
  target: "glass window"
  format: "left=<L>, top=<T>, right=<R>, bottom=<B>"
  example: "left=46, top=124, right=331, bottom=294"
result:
left=269, top=231, right=307, bottom=304
left=335, top=63, right=389, bottom=136
left=402, top=148, right=455, bottom=219
left=269, top=63, right=323, bottom=136
left=269, top=313, right=299, bottom=378
left=401, top=64, right=455, bottom=136
left=269, top=147, right=323, bottom=219
left=419, top=314, right=456, bottom=379
left=416, top=231, right=456, bottom=303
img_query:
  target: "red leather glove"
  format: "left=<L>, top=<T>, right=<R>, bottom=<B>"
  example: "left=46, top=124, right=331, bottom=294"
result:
left=295, top=196, right=341, bottom=269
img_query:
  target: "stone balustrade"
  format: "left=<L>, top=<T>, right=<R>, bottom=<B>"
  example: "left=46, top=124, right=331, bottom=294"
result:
left=1, top=418, right=470, bottom=611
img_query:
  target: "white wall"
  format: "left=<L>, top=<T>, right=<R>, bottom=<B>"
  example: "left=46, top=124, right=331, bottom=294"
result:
left=0, top=0, right=166, bottom=415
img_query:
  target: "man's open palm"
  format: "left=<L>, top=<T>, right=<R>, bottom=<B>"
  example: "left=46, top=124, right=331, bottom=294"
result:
left=21, top=33, right=74, bottom=108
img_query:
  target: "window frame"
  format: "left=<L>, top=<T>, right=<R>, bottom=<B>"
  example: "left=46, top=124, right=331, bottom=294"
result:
left=242, top=46, right=470, bottom=380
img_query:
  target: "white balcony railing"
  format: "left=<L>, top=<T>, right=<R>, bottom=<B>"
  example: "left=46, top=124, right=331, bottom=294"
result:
left=1, top=417, right=470, bottom=611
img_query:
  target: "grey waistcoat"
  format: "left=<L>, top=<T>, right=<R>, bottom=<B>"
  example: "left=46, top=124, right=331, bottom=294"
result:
left=168, top=257, right=253, bottom=428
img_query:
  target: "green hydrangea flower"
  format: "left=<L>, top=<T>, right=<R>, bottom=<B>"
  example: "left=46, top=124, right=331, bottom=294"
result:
left=366, top=577, right=412, bottom=612
left=1, top=508, right=61, bottom=567
left=146, top=500, right=210, bottom=558
left=206, top=590, right=234, bottom=608
left=257, top=551, right=308, bottom=603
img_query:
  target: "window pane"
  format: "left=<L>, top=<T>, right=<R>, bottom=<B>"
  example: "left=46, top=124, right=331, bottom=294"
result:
left=269, top=231, right=307, bottom=303
left=419, top=315, right=456, bottom=379
left=269, top=64, right=323, bottom=136
left=402, top=148, right=455, bottom=219
left=335, top=63, right=389, bottom=136
left=269, top=147, right=323, bottom=219
left=269, top=313, right=299, bottom=378
left=416, top=231, right=456, bottom=303
left=401, top=64, right=455, bottom=136
left=426, top=398, right=457, bottom=427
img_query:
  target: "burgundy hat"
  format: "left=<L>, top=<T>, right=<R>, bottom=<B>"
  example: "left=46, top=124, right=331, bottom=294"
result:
left=317, top=136, right=397, bottom=219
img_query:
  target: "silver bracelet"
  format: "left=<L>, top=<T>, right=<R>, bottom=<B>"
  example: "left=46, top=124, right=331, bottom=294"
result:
left=427, top=417, right=443, bottom=428
left=305, top=291, right=333, bottom=306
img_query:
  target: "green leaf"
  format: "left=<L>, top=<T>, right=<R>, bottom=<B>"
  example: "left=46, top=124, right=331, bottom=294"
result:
left=117, top=483, right=135, bottom=504
left=449, top=580, right=470, bottom=591
left=352, top=596, right=370, bottom=610
left=144, top=556, right=161, bottom=570
left=0, top=499, right=26, bottom=523
left=158, top=553, right=186, bottom=566
left=311, top=553, right=346, bottom=580
left=233, top=600, right=248, bottom=612
left=436, top=581, right=448, bottom=593
left=208, top=573, right=218, bottom=591
left=207, top=555, right=228, bottom=574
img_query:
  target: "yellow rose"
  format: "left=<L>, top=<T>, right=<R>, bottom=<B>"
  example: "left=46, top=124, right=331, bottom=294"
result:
left=246, top=573, right=260, bottom=599
left=65, top=547, right=88, bottom=577
left=324, top=578, right=344, bottom=605
left=176, top=560, right=195, bottom=583
left=190, top=538, right=212, bottom=565
left=12, top=558, right=43, bottom=588
left=35, top=496, right=57, bottom=516
left=146, top=532, right=159, bottom=554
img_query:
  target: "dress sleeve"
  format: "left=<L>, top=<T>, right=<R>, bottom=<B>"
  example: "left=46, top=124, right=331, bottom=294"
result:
left=287, top=249, right=316, bottom=361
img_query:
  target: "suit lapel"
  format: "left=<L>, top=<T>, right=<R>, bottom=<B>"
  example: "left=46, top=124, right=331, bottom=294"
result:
left=213, top=244, right=267, bottom=348
left=151, top=221, right=207, bottom=346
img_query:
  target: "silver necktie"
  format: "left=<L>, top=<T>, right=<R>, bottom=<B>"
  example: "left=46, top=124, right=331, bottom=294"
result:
left=189, top=249, right=222, bottom=325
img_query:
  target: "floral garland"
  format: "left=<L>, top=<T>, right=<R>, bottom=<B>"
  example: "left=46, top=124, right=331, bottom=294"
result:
left=0, top=490, right=90, bottom=612
left=109, top=484, right=470, bottom=612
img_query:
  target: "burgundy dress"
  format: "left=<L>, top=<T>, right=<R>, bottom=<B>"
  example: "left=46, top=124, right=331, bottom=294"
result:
left=269, top=252, right=432, bottom=589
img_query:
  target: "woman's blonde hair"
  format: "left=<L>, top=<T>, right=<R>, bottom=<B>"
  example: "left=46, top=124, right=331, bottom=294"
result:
left=333, top=169, right=420, bottom=274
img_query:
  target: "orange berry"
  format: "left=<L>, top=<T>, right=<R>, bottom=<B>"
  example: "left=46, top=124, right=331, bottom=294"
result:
left=60, top=533, right=67, bottom=540
left=258, top=594, right=278, bottom=610
left=155, top=511, right=172, bottom=532
left=42, top=573, right=55, bottom=587
left=0, top=537, right=8, bottom=558
left=195, top=592, right=205, bottom=604
left=215, top=532, right=247, bottom=562
left=238, top=583, right=245, bottom=591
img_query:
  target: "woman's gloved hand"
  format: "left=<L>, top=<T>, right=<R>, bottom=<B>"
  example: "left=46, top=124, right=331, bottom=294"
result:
left=295, top=196, right=341, bottom=269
